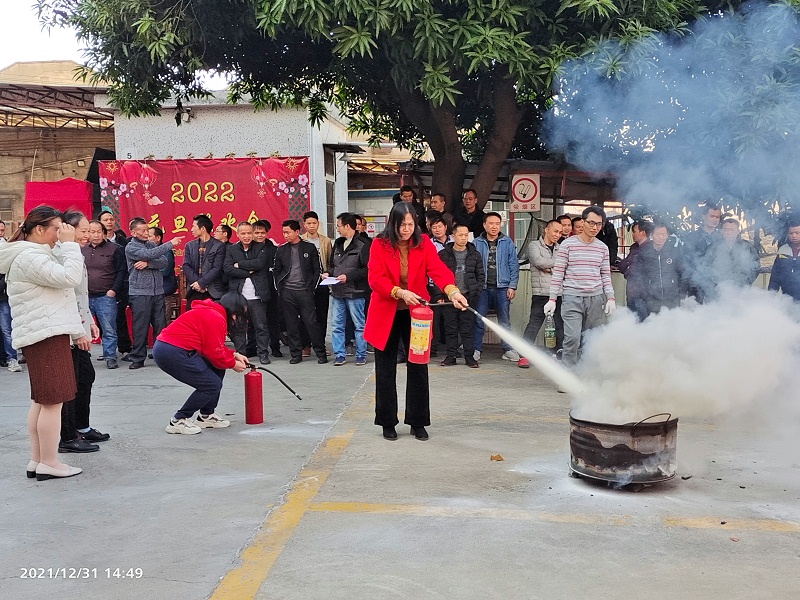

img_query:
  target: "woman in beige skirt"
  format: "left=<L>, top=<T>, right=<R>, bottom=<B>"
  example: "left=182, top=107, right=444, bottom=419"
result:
left=0, top=206, right=87, bottom=481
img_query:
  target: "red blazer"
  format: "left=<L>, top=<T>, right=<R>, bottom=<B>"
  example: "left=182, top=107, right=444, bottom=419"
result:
left=365, top=236, right=456, bottom=350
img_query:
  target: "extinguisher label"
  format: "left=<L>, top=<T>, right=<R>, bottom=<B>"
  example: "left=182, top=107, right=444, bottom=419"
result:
left=409, top=319, right=430, bottom=355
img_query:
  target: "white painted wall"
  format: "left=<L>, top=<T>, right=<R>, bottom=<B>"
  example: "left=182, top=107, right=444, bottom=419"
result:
left=98, top=94, right=350, bottom=230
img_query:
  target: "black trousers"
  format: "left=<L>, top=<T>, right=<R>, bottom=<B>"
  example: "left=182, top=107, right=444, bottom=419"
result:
left=281, top=288, right=326, bottom=359
left=522, top=295, right=564, bottom=352
left=116, top=290, right=132, bottom=354
left=374, top=310, right=430, bottom=427
left=60, top=347, right=95, bottom=442
left=233, top=299, right=270, bottom=356
left=129, top=294, right=166, bottom=363
left=266, top=296, right=284, bottom=353
left=301, top=285, right=330, bottom=347
left=442, top=305, right=476, bottom=358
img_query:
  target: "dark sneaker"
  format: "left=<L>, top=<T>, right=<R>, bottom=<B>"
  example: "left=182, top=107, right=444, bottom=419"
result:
left=129, top=362, right=144, bottom=370
left=259, top=354, right=271, bottom=365
left=289, top=356, right=302, bottom=364
left=106, top=359, right=118, bottom=369
left=440, top=356, right=457, bottom=366
left=382, top=426, right=397, bottom=440
left=271, top=348, right=283, bottom=358
left=334, top=357, right=346, bottom=366
left=317, top=356, right=328, bottom=364
left=80, top=428, right=111, bottom=443
left=355, top=358, right=367, bottom=366
left=465, top=358, right=479, bottom=368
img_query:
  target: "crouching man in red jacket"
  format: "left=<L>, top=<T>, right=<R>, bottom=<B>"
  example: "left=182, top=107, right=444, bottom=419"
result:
left=153, top=293, right=250, bottom=435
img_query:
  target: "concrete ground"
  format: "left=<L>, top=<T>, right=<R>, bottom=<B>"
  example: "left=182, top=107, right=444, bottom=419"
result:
left=1, top=344, right=798, bottom=599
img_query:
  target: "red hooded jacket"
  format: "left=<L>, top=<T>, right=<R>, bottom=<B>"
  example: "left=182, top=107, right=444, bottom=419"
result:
left=157, top=299, right=235, bottom=369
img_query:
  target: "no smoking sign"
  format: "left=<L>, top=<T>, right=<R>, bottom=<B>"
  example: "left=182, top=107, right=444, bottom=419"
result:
left=509, top=173, right=540, bottom=212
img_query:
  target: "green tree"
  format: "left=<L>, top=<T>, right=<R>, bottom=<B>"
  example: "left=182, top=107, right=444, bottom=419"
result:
left=39, top=0, right=707, bottom=211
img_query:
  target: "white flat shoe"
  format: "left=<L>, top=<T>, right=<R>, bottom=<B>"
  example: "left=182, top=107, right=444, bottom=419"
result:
left=26, top=460, right=38, bottom=479
left=35, top=463, right=82, bottom=481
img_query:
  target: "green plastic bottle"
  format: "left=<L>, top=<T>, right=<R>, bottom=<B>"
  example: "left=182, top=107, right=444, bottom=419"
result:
left=544, top=314, right=556, bottom=349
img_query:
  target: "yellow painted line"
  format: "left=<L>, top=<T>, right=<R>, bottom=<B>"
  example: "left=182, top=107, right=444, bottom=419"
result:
left=307, top=501, right=630, bottom=526
left=211, top=376, right=376, bottom=599
left=664, top=517, right=800, bottom=532
left=210, top=431, right=354, bottom=599
left=306, top=502, right=799, bottom=533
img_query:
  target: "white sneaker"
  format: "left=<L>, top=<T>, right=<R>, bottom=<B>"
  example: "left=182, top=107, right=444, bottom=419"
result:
left=166, top=418, right=202, bottom=435
left=195, top=413, right=231, bottom=428
left=8, top=359, right=22, bottom=372
left=473, top=350, right=481, bottom=361
left=502, top=350, right=521, bottom=362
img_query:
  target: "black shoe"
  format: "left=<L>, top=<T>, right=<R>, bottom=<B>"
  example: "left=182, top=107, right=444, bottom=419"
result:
left=121, top=354, right=133, bottom=362
left=106, top=359, right=118, bottom=369
left=271, top=348, right=283, bottom=358
left=465, top=358, right=479, bottom=368
left=317, top=356, right=328, bottom=364
left=79, top=428, right=110, bottom=443
left=129, top=362, right=144, bottom=370
left=259, top=354, right=271, bottom=365
left=58, top=439, right=100, bottom=453
left=396, top=355, right=407, bottom=364
left=289, top=356, right=302, bottom=364
left=440, top=356, right=457, bottom=366
left=410, top=426, right=429, bottom=441
left=148, top=353, right=153, bottom=359
left=382, top=426, right=397, bottom=440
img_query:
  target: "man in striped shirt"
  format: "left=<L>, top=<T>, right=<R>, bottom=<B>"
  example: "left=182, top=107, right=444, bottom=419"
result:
left=545, top=206, right=616, bottom=367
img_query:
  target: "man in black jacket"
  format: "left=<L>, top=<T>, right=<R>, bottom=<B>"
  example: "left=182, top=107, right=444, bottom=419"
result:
left=183, top=214, right=227, bottom=310
left=224, top=221, right=275, bottom=364
left=273, top=220, right=327, bottom=364
left=435, top=223, right=485, bottom=367
left=325, top=213, right=370, bottom=366
left=634, top=223, right=686, bottom=317
left=768, top=218, right=800, bottom=301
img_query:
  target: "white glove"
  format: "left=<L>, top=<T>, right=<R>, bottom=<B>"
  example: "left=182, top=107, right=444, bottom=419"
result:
left=604, top=299, right=616, bottom=316
left=543, top=300, right=557, bottom=316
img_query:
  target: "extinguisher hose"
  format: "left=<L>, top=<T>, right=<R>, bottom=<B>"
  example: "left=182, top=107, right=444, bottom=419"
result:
left=252, top=366, right=303, bottom=401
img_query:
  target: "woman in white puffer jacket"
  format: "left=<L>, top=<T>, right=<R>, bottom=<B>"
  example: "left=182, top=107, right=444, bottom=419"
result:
left=0, top=206, right=87, bottom=481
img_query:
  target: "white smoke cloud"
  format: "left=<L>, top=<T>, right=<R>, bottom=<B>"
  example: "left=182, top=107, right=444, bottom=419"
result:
left=573, top=286, right=800, bottom=424
left=545, top=2, right=800, bottom=214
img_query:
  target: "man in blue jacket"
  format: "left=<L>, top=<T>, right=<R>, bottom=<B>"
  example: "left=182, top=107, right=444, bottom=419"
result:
left=472, top=212, right=520, bottom=362
left=768, top=217, right=800, bottom=301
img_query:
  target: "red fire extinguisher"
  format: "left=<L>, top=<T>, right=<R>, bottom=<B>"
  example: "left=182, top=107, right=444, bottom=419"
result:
left=244, top=365, right=263, bottom=424
left=408, top=304, right=434, bottom=364
left=243, top=365, right=303, bottom=426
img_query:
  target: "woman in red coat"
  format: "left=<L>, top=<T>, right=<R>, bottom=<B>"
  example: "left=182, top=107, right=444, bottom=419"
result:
left=365, top=202, right=468, bottom=441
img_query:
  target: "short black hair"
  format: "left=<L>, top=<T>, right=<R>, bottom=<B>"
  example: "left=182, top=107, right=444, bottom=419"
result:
left=253, top=219, right=271, bottom=232
left=426, top=209, right=443, bottom=221
left=303, top=211, right=319, bottom=221
left=431, top=192, right=446, bottom=202
left=216, top=223, right=232, bottom=240
left=237, top=221, right=253, bottom=229
left=337, top=212, right=358, bottom=230
left=193, top=214, right=214, bottom=233
left=701, top=203, right=721, bottom=214
left=571, top=216, right=583, bottom=225
left=558, top=215, right=573, bottom=224
left=545, top=219, right=561, bottom=228
left=429, top=216, right=448, bottom=232
left=483, top=211, right=502, bottom=223
left=149, top=226, right=164, bottom=240
left=652, top=221, right=670, bottom=232
left=282, top=219, right=301, bottom=232
left=633, top=220, right=654, bottom=237
left=581, top=206, right=606, bottom=222
left=452, top=222, right=470, bottom=234
left=464, top=188, right=478, bottom=197
left=399, top=185, right=415, bottom=196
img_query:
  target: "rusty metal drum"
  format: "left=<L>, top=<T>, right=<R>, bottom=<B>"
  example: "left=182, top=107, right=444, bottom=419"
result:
left=569, top=412, right=678, bottom=485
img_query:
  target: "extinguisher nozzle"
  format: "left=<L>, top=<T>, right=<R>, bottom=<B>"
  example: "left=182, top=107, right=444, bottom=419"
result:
left=254, top=366, right=303, bottom=401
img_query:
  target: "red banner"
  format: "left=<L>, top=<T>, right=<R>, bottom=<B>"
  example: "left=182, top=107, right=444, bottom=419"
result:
left=98, top=157, right=310, bottom=264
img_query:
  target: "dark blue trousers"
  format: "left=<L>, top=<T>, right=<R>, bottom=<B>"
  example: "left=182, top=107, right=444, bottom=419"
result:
left=153, top=340, right=226, bottom=419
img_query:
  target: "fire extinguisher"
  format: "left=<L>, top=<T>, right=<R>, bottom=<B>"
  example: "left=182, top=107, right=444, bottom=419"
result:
left=244, top=365, right=303, bottom=425
left=408, top=304, right=434, bottom=364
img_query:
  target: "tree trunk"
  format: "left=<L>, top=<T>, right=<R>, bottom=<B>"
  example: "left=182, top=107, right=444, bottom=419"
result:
left=471, top=69, right=527, bottom=210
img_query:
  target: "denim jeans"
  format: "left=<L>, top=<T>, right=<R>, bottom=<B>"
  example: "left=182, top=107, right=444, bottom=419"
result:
left=89, top=294, right=118, bottom=359
left=331, top=297, right=366, bottom=360
left=0, top=300, right=16, bottom=360
left=473, top=287, right=513, bottom=352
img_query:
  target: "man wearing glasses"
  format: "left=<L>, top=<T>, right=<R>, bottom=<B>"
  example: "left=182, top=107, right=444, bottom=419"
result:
left=545, top=206, right=616, bottom=368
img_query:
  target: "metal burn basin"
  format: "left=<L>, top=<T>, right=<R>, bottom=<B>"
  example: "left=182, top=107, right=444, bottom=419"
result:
left=569, top=412, right=678, bottom=485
